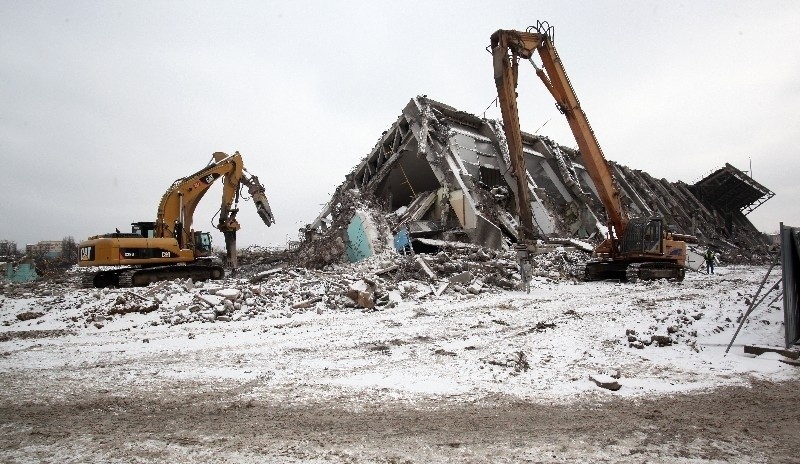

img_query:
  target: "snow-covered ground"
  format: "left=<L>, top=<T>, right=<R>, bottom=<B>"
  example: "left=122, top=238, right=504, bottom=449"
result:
left=0, top=264, right=793, bottom=404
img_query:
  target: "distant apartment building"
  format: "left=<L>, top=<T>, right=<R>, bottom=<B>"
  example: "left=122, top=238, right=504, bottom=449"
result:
left=0, top=240, right=18, bottom=257
left=26, top=240, right=64, bottom=258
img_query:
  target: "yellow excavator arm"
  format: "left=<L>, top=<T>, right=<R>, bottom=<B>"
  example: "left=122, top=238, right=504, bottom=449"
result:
left=154, top=151, right=274, bottom=267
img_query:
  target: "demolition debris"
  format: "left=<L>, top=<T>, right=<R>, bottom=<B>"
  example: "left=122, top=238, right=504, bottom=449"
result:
left=1, top=244, right=587, bottom=331
left=300, top=96, right=772, bottom=267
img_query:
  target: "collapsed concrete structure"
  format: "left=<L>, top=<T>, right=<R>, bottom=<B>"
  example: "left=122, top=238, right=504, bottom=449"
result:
left=301, top=96, right=772, bottom=266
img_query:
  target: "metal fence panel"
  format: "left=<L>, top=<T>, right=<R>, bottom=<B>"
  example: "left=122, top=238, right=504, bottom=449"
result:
left=782, top=223, right=800, bottom=348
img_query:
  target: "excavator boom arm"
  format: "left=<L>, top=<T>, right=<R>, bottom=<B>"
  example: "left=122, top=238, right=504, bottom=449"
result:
left=155, top=152, right=241, bottom=244
left=491, top=28, right=628, bottom=240
left=154, top=151, right=274, bottom=266
left=490, top=30, right=537, bottom=242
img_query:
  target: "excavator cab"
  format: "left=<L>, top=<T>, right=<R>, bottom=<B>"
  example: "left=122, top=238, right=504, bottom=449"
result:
left=621, top=217, right=664, bottom=255
left=131, top=221, right=156, bottom=238
left=193, top=231, right=213, bottom=256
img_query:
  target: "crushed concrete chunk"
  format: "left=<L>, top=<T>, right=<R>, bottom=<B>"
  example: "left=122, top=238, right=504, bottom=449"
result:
left=467, top=281, right=483, bottom=295
left=589, top=373, right=621, bottom=391
left=217, top=288, right=241, bottom=301
left=449, top=271, right=473, bottom=285
left=198, top=295, right=224, bottom=306
left=16, top=311, right=44, bottom=321
left=347, top=279, right=376, bottom=309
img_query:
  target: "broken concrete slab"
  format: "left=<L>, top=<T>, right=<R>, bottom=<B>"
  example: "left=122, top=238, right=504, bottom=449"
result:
left=217, top=288, right=241, bottom=301
left=345, top=210, right=390, bottom=263
left=449, top=271, right=474, bottom=285
left=197, top=294, right=224, bottom=307
left=467, top=281, right=483, bottom=295
left=589, top=373, right=622, bottom=391
left=744, top=345, right=800, bottom=360
left=293, top=296, right=324, bottom=309
left=434, top=281, right=450, bottom=296
left=416, top=256, right=436, bottom=279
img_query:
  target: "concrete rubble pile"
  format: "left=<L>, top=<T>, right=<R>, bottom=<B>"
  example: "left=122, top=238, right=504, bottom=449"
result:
left=303, top=95, right=773, bottom=266
left=0, top=278, right=70, bottom=300
left=2, top=246, right=589, bottom=330
left=293, top=190, right=394, bottom=269
left=1, top=96, right=777, bottom=338
left=235, top=244, right=292, bottom=270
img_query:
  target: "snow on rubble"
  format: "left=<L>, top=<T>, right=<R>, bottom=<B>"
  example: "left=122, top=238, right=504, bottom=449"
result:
left=0, top=248, right=795, bottom=405
left=2, top=248, right=587, bottom=328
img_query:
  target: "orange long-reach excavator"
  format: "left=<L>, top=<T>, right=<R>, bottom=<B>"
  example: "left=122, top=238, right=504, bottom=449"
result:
left=491, top=22, right=690, bottom=282
left=78, top=151, right=274, bottom=288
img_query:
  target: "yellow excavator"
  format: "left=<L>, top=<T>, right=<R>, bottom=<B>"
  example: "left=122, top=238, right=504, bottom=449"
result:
left=491, top=22, right=690, bottom=282
left=78, top=151, right=274, bottom=288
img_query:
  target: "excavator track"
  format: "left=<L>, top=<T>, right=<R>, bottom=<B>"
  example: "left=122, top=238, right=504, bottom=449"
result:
left=82, top=264, right=224, bottom=288
left=80, top=273, right=96, bottom=288
left=118, top=271, right=134, bottom=288
left=127, top=264, right=224, bottom=287
left=584, top=260, right=628, bottom=281
left=585, top=260, right=685, bottom=282
left=626, top=262, right=685, bottom=283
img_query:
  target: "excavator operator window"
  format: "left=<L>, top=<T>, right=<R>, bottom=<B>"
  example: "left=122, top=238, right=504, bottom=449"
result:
left=131, top=222, right=156, bottom=238
left=643, top=219, right=663, bottom=253
left=195, top=232, right=212, bottom=253
left=622, top=217, right=662, bottom=254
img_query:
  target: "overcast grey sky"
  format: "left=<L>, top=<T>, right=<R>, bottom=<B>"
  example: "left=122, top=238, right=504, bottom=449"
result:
left=1, top=0, right=798, bottom=249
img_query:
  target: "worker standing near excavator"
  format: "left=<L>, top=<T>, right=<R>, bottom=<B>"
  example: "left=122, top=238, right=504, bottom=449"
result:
left=704, top=248, right=716, bottom=275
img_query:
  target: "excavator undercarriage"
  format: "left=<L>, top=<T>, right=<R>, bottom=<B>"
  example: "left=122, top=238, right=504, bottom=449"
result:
left=584, top=260, right=686, bottom=282
left=81, top=262, right=224, bottom=288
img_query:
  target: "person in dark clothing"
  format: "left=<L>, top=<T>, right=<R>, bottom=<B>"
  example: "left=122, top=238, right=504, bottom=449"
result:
left=704, top=249, right=716, bottom=274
